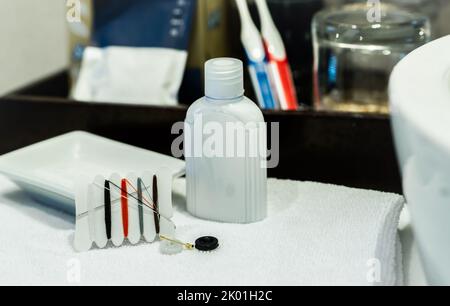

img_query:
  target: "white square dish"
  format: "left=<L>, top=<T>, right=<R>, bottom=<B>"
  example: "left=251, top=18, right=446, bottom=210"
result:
left=0, top=131, right=185, bottom=215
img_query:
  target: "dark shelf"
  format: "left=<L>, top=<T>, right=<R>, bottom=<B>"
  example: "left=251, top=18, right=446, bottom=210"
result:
left=1, top=70, right=402, bottom=193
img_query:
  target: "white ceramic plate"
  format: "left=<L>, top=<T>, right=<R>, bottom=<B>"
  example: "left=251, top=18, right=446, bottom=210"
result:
left=0, top=131, right=185, bottom=215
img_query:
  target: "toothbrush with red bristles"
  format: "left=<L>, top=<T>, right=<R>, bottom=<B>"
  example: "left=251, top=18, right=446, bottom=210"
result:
left=255, top=0, right=299, bottom=111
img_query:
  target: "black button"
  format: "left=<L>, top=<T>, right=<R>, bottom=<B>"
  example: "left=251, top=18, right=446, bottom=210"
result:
left=195, top=236, right=219, bottom=251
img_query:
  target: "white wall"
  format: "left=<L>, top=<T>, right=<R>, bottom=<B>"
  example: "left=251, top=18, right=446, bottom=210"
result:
left=0, top=0, right=68, bottom=95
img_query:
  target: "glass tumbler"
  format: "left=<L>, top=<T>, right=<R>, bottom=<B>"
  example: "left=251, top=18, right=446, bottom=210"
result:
left=312, top=3, right=430, bottom=114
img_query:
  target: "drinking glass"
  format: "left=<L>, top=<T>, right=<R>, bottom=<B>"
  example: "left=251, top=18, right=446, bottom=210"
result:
left=312, top=3, right=430, bottom=113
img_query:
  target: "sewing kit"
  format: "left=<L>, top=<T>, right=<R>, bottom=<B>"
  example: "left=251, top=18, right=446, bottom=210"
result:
left=74, top=169, right=219, bottom=254
left=75, top=170, right=172, bottom=251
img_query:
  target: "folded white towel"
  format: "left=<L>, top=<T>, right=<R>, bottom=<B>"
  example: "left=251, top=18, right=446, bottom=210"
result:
left=0, top=176, right=404, bottom=286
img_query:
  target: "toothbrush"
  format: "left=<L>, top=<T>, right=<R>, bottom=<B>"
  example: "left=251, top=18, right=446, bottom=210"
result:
left=255, top=0, right=299, bottom=111
left=235, top=0, right=277, bottom=110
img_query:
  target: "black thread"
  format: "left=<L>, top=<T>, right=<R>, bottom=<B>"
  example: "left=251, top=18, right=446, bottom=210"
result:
left=104, top=180, right=112, bottom=240
left=153, top=175, right=160, bottom=234
left=137, top=178, right=144, bottom=236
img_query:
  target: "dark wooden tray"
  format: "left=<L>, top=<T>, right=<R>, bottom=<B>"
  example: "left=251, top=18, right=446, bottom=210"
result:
left=0, top=71, right=402, bottom=193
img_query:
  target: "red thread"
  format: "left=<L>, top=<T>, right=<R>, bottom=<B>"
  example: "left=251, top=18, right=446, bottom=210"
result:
left=121, top=179, right=129, bottom=238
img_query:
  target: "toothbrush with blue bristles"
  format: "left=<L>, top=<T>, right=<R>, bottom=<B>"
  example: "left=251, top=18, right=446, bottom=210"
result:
left=235, top=0, right=277, bottom=110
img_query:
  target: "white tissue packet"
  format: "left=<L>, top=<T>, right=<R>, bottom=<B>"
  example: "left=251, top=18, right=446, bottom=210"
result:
left=72, top=46, right=187, bottom=105
left=69, top=0, right=196, bottom=105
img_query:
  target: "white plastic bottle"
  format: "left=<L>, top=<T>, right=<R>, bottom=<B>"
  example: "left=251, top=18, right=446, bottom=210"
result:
left=185, top=58, right=267, bottom=224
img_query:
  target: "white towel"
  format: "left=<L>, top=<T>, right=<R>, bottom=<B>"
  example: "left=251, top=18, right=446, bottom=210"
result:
left=0, top=176, right=404, bottom=286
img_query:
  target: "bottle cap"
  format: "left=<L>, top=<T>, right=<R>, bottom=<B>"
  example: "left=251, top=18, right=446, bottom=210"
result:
left=205, top=58, right=244, bottom=100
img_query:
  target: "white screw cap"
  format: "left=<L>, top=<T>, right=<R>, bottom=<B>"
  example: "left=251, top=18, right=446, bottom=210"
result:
left=205, top=58, right=244, bottom=100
